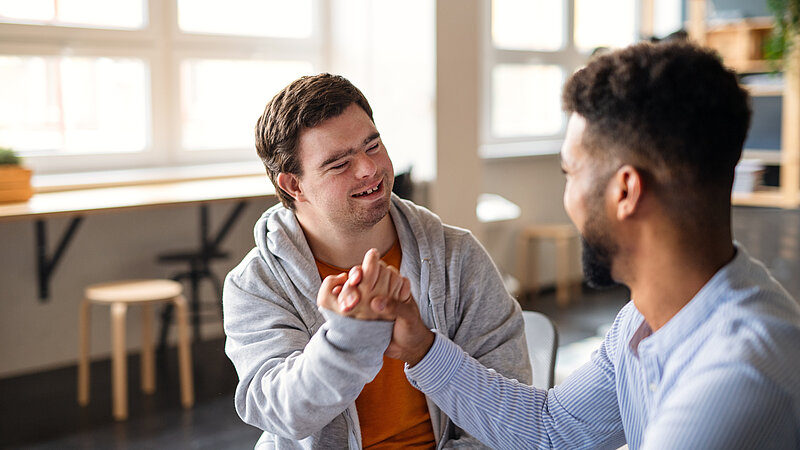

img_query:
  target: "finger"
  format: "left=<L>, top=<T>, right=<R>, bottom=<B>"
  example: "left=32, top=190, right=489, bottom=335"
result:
left=373, top=262, right=392, bottom=299
left=370, top=296, right=388, bottom=313
left=347, top=265, right=363, bottom=287
left=360, top=248, right=381, bottom=290
left=389, top=273, right=403, bottom=301
left=398, top=278, right=412, bottom=303
left=317, top=273, right=347, bottom=309
left=338, top=280, right=361, bottom=311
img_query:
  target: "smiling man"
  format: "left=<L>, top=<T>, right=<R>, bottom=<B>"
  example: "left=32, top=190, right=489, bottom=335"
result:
left=222, top=73, right=530, bottom=449
left=322, top=42, right=800, bottom=449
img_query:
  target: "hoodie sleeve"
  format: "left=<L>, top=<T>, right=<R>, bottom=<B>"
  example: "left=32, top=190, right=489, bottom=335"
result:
left=223, top=254, right=393, bottom=440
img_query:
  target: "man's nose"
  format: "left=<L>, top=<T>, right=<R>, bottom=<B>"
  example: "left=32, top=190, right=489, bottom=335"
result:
left=354, top=152, right=377, bottom=178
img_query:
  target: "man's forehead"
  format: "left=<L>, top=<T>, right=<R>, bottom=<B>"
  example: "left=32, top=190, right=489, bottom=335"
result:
left=562, top=113, right=588, bottom=164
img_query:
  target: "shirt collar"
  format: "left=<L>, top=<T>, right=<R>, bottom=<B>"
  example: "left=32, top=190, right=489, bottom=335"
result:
left=634, top=242, right=748, bottom=358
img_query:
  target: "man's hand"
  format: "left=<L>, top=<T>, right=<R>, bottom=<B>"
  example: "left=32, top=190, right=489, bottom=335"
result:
left=384, top=295, right=435, bottom=367
left=317, top=248, right=410, bottom=320
left=317, top=248, right=435, bottom=365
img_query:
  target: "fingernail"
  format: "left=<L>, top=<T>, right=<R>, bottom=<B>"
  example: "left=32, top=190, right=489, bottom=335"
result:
left=376, top=299, right=385, bottom=311
left=347, top=294, right=357, bottom=305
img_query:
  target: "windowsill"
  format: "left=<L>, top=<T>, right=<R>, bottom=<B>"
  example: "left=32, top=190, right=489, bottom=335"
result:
left=479, top=139, right=563, bottom=159
left=32, top=161, right=266, bottom=193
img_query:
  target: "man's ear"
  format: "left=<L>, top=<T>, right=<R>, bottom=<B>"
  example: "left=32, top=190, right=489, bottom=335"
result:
left=611, top=165, right=643, bottom=221
left=276, top=172, right=304, bottom=203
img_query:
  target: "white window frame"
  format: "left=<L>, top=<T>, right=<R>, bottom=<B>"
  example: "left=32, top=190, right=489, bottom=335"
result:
left=0, top=0, right=325, bottom=174
left=480, top=0, right=642, bottom=159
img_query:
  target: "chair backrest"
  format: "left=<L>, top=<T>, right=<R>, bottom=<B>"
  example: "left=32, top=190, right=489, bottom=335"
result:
left=521, top=310, right=558, bottom=389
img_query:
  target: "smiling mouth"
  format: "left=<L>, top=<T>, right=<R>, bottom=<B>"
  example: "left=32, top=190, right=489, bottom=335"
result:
left=352, top=181, right=382, bottom=197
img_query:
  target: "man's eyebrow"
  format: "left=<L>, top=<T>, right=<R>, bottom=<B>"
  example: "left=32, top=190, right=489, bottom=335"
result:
left=319, top=133, right=381, bottom=169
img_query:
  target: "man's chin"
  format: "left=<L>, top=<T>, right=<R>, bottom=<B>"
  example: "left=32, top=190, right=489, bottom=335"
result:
left=580, top=238, right=618, bottom=289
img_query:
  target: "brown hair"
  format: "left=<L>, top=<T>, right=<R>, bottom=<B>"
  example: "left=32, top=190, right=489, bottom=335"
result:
left=255, top=73, right=374, bottom=209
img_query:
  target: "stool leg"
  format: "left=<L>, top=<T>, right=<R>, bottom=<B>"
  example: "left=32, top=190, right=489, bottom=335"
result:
left=111, top=302, right=129, bottom=421
left=141, top=303, right=156, bottom=394
left=174, top=295, right=195, bottom=408
left=78, top=299, right=91, bottom=406
left=555, top=236, right=570, bottom=307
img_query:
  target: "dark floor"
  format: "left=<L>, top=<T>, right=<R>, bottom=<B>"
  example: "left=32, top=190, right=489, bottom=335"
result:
left=0, top=339, right=262, bottom=449
left=1, top=205, right=796, bottom=450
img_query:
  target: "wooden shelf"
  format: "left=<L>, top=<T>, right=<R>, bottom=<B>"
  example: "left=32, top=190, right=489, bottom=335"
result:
left=689, top=0, right=800, bottom=209
left=732, top=189, right=796, bottom=208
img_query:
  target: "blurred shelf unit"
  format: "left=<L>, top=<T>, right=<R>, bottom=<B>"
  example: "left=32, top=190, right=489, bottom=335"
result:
left=688, top=0, right=800, bottom=208
left=704, top=17, right=774, bottom=73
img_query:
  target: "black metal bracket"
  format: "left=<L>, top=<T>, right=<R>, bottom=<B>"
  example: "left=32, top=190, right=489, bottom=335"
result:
left=35, top=217, right=83, bottom=301
left=31, top=201, right=246, bottom=303
left=203, top=201, right=248, bottom=252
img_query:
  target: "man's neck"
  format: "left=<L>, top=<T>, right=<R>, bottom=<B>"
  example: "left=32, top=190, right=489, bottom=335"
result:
left=298, top=214, right=398, bottom=269
left=626, top=229, right=735, bottom=332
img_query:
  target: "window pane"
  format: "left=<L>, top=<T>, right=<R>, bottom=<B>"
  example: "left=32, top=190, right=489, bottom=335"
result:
left=180, top=59, right=313, bottom=151
left=0, top=0, right=145, bottom=29
left=492, top=64, right=563, bottom=138
left=574, top=0, right=636, bottom=52
left=0, top=55, right=148, bottom=155
left=178, top=0, right=312, bottom=38
left=492, top=0, right=563, bottom=51
left=653, top=0, right=683, bottom=38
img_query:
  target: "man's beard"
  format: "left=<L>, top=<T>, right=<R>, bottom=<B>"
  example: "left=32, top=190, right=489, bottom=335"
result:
left=580, top=219, right=619, bottom=289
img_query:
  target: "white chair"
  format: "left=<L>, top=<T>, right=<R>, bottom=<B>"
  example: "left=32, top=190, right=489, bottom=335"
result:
left=521, top=310, right=559, bottom=389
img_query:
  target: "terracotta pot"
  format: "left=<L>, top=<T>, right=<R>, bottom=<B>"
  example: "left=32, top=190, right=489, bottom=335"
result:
left=0, top=166, right=33, bottom=203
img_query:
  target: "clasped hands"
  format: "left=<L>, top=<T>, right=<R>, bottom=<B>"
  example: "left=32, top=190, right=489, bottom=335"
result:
left=317, top=248, right=434, bottom=365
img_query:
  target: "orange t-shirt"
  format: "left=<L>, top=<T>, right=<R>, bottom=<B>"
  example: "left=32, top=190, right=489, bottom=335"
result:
left=315, top=242, right=436, bottom=449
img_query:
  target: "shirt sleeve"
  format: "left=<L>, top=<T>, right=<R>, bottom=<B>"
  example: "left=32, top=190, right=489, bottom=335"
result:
left=407, top=332, right=626, bottom=449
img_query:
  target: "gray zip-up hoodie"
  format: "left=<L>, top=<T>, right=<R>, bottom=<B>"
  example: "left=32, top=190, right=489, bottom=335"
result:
left=223, top=194, right=532, bottom=449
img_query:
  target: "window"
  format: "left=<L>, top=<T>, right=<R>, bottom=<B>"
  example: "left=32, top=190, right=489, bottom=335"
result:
left=481, top=0, right=638, bottom=158
left=0, top=0, right=321, bottom=173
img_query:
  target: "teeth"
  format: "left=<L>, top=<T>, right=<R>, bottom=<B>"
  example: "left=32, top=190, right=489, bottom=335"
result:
left=355, top=185, right=379, bottom=197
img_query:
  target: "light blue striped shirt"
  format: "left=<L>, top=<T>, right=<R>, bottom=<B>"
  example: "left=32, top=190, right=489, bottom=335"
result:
left=406, top=245, right=800, bottom=449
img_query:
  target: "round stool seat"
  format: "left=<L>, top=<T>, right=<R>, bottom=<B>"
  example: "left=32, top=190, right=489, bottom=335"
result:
left=85, top=279, right=183, bottom=303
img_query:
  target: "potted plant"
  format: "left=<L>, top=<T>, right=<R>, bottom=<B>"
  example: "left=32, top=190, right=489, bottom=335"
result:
left=765, top=0, right=800, bottom=70
left=0, top=147, right=33, bottom=203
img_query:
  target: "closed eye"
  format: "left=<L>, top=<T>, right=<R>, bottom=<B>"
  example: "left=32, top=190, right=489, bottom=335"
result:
left=330, top=161, right=348, bottom=170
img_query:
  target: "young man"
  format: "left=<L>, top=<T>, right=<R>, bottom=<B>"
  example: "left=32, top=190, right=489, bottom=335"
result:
left=222, top=73, right=530, bottom=449
left=324, top=42, right=800, bottom=448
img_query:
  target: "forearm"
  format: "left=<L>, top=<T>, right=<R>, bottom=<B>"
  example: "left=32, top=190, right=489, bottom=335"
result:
left=408, top=334, right=626, bottom=449
left=226, top=297, right=392, bottom=438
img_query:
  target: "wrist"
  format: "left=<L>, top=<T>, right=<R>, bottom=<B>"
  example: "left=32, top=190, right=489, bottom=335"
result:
left=406, top=330, right=435, bottom=367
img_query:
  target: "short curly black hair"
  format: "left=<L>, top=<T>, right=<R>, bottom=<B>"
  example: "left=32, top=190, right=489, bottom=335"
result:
left=563, top=41, right=751, bottom=194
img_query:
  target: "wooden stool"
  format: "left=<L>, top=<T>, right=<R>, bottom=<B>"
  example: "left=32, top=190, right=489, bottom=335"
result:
left=517, top=225, right=579, bottom=307
left=77, top=279, right=194, bottom=421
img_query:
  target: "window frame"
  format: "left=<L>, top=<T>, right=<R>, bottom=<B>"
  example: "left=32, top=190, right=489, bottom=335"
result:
left=480, top=0, right=640, bottom=159
left=0, top=0, right=325, bottom=174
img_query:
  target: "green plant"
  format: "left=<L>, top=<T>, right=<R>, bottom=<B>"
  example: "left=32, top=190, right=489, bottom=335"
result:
left=765, top=0, right=800, bottom=70
left=0, top=147, right=21, bottom=166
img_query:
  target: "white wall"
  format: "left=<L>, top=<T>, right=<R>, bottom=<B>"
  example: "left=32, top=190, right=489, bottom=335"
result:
left=482, top=155, right=582, bottom=289
left=0, top=197, right=276, bottom=378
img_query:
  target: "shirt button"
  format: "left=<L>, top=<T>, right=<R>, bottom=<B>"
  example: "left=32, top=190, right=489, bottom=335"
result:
left=649, top=383, right=657, bottom=392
